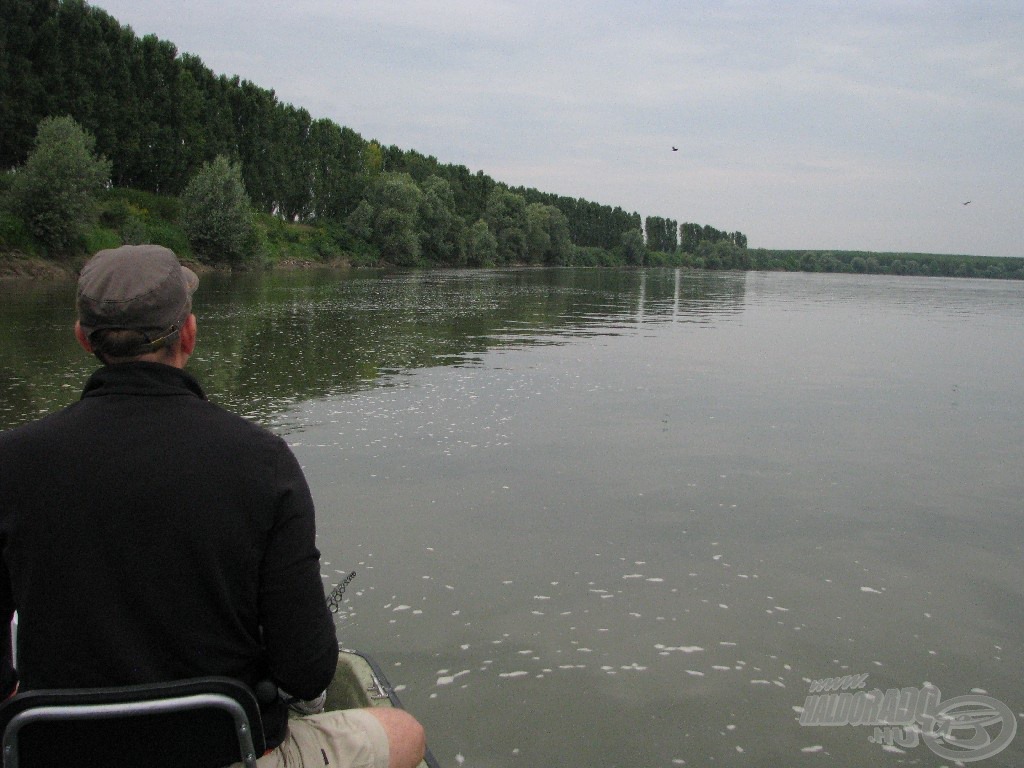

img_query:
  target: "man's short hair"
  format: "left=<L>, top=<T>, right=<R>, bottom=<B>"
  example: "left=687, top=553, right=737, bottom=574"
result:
left=77, top=245, right=199, bottom=358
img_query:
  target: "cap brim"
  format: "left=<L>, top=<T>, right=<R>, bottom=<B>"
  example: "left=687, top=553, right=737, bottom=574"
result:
left=182, top=265, right=199, bottom=295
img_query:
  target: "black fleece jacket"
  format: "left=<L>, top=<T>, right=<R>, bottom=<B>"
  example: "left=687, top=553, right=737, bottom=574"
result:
left=0, top=362, right=338, bottom=745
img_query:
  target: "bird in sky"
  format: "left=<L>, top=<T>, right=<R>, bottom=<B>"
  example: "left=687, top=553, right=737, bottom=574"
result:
left=962, top=200, right=971, bottom=205
left=671, top=146, right=678, bottom=151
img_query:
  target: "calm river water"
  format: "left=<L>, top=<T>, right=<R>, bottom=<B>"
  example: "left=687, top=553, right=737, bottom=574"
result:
left=2, top=268, right=1023, bottom=767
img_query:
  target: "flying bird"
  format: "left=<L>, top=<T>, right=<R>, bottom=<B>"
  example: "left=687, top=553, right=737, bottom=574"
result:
left=671, top=146, right=678, bottom=151
left=962, top=201, right=971, bottom=205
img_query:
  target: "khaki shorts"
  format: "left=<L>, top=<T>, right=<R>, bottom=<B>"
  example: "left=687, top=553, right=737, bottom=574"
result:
left=233, top=709, right=389, bottom=768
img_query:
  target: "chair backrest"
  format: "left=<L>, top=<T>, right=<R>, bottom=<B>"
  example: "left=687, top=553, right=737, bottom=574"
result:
left=0, top=676, right=265, bottom=768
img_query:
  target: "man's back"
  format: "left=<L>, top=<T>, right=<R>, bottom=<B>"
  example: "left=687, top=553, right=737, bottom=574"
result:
left=0, top=244, right=425, bottom=767
left=0, top=361, right=338, bottom=741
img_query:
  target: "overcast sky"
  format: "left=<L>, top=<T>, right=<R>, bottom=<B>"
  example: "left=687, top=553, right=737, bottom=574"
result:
left=93, top=1, right=1023, bottom=257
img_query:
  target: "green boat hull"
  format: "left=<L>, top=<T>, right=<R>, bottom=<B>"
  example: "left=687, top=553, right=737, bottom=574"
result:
left=325, top=649, right=440, bottom=768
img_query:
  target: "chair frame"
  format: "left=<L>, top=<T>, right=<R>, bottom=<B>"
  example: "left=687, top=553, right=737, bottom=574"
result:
left=0, top=677, right=264, bottom=768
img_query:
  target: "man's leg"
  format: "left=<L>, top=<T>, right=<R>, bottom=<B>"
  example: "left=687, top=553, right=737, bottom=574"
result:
left=364, top=708, right=426, bottom=768
left=253, top=707, right=425, bottom=768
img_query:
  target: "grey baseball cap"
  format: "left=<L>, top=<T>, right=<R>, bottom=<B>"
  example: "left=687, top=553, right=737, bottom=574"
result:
left=77, top=245, right=199, bottom=351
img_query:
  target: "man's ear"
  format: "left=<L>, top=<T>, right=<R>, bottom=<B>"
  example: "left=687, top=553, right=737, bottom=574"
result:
left=74, top=322, right=93, bottom=354
left=180, top=314, right=197, bottom=356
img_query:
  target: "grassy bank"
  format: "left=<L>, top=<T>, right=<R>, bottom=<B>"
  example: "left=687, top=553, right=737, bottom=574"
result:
left=3, top=186, right=1023, bottom=281
left=0, top=186, right=359, bottom=280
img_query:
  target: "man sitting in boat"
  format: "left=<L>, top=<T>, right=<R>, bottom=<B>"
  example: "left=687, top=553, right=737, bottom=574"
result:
left=0, top=245, right=425, bottom=768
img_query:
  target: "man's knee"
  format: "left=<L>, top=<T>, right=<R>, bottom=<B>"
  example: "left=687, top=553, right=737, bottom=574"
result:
left=365, top=708, right=426, bottom=768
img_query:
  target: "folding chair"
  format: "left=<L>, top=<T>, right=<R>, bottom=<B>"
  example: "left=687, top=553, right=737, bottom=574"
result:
left=0, top=676, right=265, bottom=768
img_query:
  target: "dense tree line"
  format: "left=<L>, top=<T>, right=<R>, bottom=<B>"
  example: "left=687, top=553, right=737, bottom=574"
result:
left=644, top=216, right=678, bottom=253
left=3, top=0, right=700, bottom=265
left=5, top=0, right=1013, bottom=280
left=679, top=223, right=747, bottom=253
left=742, top=249, right=1024, bottom=280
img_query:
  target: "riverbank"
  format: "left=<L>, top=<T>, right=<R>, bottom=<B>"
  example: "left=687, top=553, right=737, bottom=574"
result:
left=0, top=252, right=80, bottom=280
left=0, top=251, right=352, bottom=281
left=4, top=246, right=1023, bottom=282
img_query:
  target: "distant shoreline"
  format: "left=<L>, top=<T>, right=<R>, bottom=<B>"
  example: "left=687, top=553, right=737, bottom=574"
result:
left=3, top=249, right=1021, bottom=283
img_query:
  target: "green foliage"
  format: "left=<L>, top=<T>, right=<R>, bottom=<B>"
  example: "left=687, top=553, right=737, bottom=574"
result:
left=345, top=200, right=374, bottom=242
left=466, top=219, right=497, bottom=267
left=0, top=207, right=38, bottom=255
left=8, top=115, right=111, bottom=255
left=745, top=249, right=1024, bottom=280
left=181, top=155, right=261, bottom=268
left=619, top=229, right=646, bottom=266
left=680, top=223, right=746, bottom=254
left=572, top=245, right=619, bottom=267
left=365, top=172, right=422, bottom=266
left=83, top=226, right=121, bottom=253
left=418, top=175, right=465, bottom=265
left=485, top=188, right=528, bottom=264
left=524, top=203, right=572, bottom=265
left=644, top=216, right=678, bottom=253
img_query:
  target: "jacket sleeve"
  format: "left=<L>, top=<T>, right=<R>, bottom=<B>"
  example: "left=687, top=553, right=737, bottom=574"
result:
left=258, top=441, right=338, bottom=699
